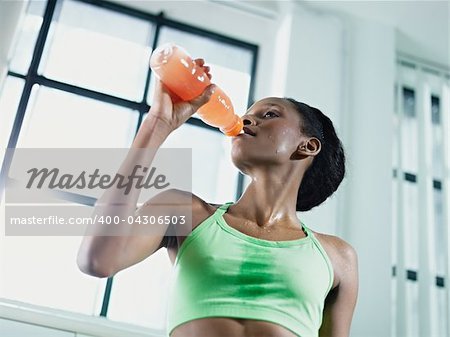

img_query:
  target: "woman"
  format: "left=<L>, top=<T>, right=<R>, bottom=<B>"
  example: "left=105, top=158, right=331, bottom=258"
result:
left=77, top=59, right=358, bottom=337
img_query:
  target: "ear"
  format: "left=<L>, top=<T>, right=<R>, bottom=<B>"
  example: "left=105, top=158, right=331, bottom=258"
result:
left=297, top=137, right=321, bottom=158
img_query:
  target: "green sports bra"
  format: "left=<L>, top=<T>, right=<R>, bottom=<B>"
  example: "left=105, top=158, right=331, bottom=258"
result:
left=166, top=202, right=334, bottom=337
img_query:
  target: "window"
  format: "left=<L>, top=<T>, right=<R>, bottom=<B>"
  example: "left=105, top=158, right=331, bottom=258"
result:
left=17, top=85, right=138, bottom=148
left=38, top=0, right=153, bottom=101
left=393, top=58, right=449, bottom=337
left=0, top=0, right=258, bottom=331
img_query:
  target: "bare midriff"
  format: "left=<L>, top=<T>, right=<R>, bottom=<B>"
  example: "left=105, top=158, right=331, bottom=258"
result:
left=171, top=317, right=298, bottom=337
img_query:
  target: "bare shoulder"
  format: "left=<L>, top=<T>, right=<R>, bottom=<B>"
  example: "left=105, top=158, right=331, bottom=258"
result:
left=191, top=192, right=219, bottom=227
left=158, top=189, right=219, bottom=234
left=148, top=189, right=222, bottom=230
left=310, top=229, right=358, bottom=287
left=316, top=231, right=359, bottom=336
left=147, top=188, right=210, bottom=217
left=314, top=231, right=357, bottom=262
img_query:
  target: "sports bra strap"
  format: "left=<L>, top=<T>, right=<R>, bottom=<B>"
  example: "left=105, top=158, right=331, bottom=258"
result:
left=214, top=202, right=234, bottom=216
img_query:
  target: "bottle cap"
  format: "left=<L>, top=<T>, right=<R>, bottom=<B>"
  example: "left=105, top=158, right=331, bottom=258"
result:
left=222, top=117, right=243, bottom=137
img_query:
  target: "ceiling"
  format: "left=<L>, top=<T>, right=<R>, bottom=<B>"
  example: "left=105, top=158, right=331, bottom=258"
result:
left=302, top=0, right=450, bottom=69
left=224, top=0, right=449, bottom=69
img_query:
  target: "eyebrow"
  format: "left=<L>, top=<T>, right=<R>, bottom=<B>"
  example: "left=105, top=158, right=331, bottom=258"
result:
left=245, top=103, right=284, bottom=115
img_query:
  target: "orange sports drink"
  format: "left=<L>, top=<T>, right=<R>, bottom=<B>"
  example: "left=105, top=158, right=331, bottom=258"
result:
left=149, top=43, right=243, bottom=136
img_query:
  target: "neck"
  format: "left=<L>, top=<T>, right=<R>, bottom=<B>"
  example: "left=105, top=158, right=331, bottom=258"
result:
left=231, top=167, right=305, bottom=229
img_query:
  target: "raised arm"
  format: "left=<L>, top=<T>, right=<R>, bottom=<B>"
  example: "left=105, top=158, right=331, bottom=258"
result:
left=77, top=62, right=214, bottom=278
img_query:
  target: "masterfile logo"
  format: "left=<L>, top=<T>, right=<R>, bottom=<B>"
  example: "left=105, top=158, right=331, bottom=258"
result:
left=3, top=148, right=193, bottom=236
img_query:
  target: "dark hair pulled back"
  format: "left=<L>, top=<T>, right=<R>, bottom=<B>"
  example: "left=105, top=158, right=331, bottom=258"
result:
left=286, top=98, right=346, bottom=212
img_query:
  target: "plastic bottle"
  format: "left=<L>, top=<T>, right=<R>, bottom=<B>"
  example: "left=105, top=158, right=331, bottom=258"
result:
left=149, top=43, right=243, bottom=136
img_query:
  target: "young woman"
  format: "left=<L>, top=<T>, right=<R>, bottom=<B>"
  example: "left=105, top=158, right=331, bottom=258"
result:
left=77, top=59, right=358, bottom=337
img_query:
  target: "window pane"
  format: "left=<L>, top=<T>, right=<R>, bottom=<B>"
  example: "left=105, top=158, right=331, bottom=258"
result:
left=401, top=87, right=418, bottom=173
left=431, top=96, right=440, bottom=124
left=391, top=177, right=398, bottom=268
left=405, top=281, right=419, bottom=337
left=403, top=87, right=416, bottom=118
left=433, top=188, right=445, bottom=275
left=0, top=76, right=24, bottom=169
left=431, top=96, right=443, bottom=180
left=8, top=0, right=47, bottom=74
left=0, top=234, right=105, bottom=315
left=403, top=180, right=418, bottom=270
left=38, top=0, right=154, bottom=101
left=435, top=287, right=447, bottom=337
left=16, top=85, right=138, bottom=148
left=107, top=248, right=172, bottom=330
left=160, top=121, right=239, bottom=203
left=157, top=27, right=253, bottom=74
left=392, top=107, right=399, bottom=168
left=148, top=28, right=253, bottom=117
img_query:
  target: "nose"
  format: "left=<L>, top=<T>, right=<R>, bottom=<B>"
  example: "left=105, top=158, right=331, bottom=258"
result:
left=242, top=115, right=256, bottom=126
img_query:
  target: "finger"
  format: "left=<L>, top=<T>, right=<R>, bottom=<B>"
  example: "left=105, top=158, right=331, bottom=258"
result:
left=194, top=58, right=205, bottom=66
left=203, top=65, right=211, bottom=80
left=153, top=78, right=164, bottom=99
left=189, top=84, right=215, bottom=109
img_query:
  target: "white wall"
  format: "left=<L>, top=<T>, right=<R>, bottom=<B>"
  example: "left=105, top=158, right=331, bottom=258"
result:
left=0, top=0, right=27, bottom=91
left=340, top=15, right=395, bottom=337
left=282, top=3, right=345, bottom=236
left=304, top=0, right=450, bottom=69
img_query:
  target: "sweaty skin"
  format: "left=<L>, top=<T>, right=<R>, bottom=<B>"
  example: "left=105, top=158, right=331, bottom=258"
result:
left=165, top=98, right=358, bottom=337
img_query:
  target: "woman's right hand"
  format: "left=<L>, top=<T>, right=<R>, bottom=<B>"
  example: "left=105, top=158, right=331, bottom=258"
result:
left=146, top=58, right=215, bottom=132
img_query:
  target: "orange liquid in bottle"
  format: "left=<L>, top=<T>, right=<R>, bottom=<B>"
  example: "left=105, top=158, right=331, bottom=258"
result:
left=150, top=43, right=243, bottom=136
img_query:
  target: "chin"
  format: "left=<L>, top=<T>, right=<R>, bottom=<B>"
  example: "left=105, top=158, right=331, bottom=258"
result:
left=231, top=150, right=251, bottom=174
